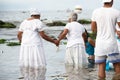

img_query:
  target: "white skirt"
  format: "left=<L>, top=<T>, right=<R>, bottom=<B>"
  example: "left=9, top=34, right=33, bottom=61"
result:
left=19, top=44, right=46, bottom=69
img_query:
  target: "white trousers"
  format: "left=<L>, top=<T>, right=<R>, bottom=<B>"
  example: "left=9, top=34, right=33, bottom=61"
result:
left=65, top=44, right=87, bottom=68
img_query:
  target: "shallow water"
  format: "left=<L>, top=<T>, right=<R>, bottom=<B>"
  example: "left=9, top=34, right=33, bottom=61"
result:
left=0, top=43, right=66, bottom=80
left=0, top=27, right=66, bottom=80
left=0, top=27, right=115, bottom=80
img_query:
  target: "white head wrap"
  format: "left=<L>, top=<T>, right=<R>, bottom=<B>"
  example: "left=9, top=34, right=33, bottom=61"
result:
left=102, top=0, right=112, bottom=3
left=30, top=8, right=40, bottom=16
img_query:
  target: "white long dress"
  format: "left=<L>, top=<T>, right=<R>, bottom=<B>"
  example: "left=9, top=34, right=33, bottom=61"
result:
left=18, top=19, right=46, bottom=80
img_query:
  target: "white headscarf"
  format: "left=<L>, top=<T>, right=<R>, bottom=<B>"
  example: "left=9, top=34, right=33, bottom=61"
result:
left=102, top=0, right=112, bottom=3
left=30, top=8, right=40, bottom=16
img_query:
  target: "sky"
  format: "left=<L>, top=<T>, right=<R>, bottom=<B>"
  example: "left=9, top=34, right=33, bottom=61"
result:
left=0, top=0, right=119, bottom=11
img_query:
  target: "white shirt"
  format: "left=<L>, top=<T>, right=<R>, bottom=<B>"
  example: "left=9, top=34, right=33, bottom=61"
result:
left=92, top=7, right=120, bottom=56
left=19, top=19, right=45, bottom=46
left=64, top=21, right=85, bottom=47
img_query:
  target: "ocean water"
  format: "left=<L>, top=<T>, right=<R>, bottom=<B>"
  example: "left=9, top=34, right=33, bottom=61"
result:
left=0, top=0, right=120, bottom=22
left=0, top=2, right=120, bottom=79
left=0, top=9, right=92, bottom=23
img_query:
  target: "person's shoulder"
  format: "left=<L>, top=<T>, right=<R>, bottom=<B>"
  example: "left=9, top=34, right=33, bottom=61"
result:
left=111, top=8, right=120, bottom=13
left=24, top=18, right=41, bottom=23
left=27, top=17, right=33, bottom=20
left=72, top=21, right=81, bottom=25
left=66, top=22, right=71, bottom=25
left=71, top=22, right=82, bottom=27
left=32, top=19, right=43, bottom=24
left=65, top=22, right=71, bottom=26
left=77, top=21, right=83, bottom=25
left=75, top=22, right=84, bottom=27
left=111, top=7, right=119, bottom=10
left=33, top=19, right=41, bottom=22
left=20, top=19, right=27, bottom=24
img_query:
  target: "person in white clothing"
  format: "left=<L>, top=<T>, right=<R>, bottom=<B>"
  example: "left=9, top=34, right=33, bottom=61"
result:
left=17, top=8, right=59, bottom=80
left=91, top=0, right=120, bottom=79
left=58, top=12, right=87, bottom=68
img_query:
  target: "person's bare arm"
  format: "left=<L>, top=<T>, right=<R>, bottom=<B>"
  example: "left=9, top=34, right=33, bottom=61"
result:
left=17, top=31, right=23, bottom=43
left=39, top=31, right=59, bottom=46
left=82, top=32, right=87, bottom=43
left=88, top=37, right=95, bottom=47
left=82, top=32, right=87, bottom=48
left=58, top=29, right=68, bottom=41
left=117, top=22, right=120, bottom=27
left=91, top=21, right=97, bottom=33
left=116, top=22, right=120, bottom=37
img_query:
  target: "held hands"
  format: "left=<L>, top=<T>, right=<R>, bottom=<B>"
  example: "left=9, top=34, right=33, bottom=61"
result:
left=53, top=39, right=60, bottom=46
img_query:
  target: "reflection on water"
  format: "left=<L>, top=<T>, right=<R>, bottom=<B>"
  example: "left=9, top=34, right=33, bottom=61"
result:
left=0, top=28, right=114, bottom=80
left=65, top=64, right=90, bottom=80
left=20, top=66, right=46, bottom=80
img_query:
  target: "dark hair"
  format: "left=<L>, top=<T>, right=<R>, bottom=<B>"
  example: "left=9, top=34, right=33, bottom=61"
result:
left=104, top=0, right=113, bottom=4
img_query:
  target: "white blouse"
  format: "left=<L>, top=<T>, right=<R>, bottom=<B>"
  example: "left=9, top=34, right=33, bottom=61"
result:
left=19, top=19, right=45, bottom=46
